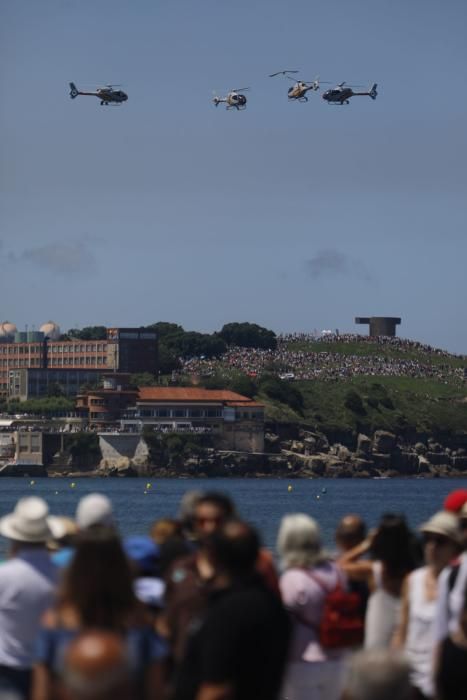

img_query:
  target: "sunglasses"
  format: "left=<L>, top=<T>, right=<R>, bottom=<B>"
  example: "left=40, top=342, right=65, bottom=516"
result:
left=423, top=533, right=451, bottom=546
left=195, top=516, right=223, bottom=527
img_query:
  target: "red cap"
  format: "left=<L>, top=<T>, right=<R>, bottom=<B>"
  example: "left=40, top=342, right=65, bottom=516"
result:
left=444, top=489, right=467, bottom=513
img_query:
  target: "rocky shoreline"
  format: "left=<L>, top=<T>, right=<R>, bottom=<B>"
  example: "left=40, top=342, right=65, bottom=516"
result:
left=43, top=429, right=467, bottom=479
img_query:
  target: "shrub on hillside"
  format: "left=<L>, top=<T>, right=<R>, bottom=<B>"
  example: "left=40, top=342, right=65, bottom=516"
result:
left=259, top=375, right=303, bottom=413
left=344, top=390, right=366, bottom=415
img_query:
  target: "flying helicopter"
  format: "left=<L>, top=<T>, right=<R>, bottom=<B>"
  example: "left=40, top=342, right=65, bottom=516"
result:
left=69, top=82, right=128, bottom=106
left=322, top=82, right=377, bottom=105
left=269, top=70, right=330, bottom=102
left=212, top=88, right=249, bottom=110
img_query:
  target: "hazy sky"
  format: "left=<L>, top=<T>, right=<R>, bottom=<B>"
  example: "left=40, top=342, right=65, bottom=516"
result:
left=1, top=0, right=466, bottom=351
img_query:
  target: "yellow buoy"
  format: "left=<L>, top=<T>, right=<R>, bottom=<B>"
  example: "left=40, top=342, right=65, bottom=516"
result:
left=70, top=482, right=76, bottom=488
left=30, top=480, right=35, bottom=486
left=287, top=484, right=293, bottom=492
left=316, top=494, right=320, bottom=500
left=146, top=483, right=152, bottom=489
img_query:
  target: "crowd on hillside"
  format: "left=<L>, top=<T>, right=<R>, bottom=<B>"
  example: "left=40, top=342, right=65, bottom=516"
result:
left=279, top=334, right=465, bottom=360
left=1, top=487, right=467, bottom=700
left=179, top=334, right=466, bottom=384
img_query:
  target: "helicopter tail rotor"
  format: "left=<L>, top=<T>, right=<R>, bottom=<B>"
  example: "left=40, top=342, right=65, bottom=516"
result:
left=369, top=83, right=378, bottom=100
left=69, top=82, right=79, bottom=99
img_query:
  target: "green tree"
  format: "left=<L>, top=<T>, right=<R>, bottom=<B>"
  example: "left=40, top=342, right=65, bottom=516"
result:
left=129, top=373, right=158, bottom=388
left=146, top=321, right=185, bottom=338
left=67, top=326, right=107, bottom=340
left=218, top=322, right=277, bottom=350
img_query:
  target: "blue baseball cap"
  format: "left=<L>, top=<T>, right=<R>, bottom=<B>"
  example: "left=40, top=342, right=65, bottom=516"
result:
left=124, top=535, right=160, bottom=572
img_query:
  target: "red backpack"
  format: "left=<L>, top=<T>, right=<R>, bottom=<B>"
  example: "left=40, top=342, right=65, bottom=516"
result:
left=295, top=570, right=364, bottom=650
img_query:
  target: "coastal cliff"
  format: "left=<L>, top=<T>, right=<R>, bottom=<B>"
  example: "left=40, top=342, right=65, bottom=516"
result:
left=42, top=427, right=467, bottom=479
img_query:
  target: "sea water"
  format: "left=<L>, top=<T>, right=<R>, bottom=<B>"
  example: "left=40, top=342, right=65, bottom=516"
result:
left=0, top=476, right=465, bottom=557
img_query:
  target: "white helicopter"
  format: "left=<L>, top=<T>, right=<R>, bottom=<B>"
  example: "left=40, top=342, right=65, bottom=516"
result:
left=212, top=88, right=249, bottom=110
left=269, top=70, right=330, bottom=102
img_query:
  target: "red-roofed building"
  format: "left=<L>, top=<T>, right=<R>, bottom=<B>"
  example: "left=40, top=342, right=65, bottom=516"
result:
left=122, top=386, right=265, bottom=452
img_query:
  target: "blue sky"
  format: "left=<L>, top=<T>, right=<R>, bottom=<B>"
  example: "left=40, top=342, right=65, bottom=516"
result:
left=1, top=0, right=466, bottom=351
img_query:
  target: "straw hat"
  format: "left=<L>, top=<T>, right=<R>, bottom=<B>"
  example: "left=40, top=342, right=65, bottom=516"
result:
left=420, top=511, right=462, bottom=545
left=0, top=497, right=66, bottom=543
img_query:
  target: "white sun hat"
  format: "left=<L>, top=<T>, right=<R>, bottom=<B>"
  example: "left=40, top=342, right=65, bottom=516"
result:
left=420, top=511, right=462, bottom=545
left=0, top=496, right=66, bottom=543
left=75, top=493, right=114, bottom=530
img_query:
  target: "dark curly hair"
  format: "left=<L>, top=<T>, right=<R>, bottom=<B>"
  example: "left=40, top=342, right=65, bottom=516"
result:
left=370, top=513, right=420, bottom=578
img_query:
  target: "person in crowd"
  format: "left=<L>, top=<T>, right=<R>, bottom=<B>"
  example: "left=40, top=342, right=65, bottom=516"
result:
left=192, top=492, right=237, bottom=539
left=52, top=492, right=116, bottom=569
left=60, top=630, right=132, bottom=700
left=150, top=518, right=193, bottom=577
left=0, top=497, right=63, bottom=700
left=338, top=513, right=419, bottom=650
left=435, top=585, right=467, bottom=700
left=162, top=492, right=238, bottom=663
left=277, top=513, right=349, bottom=700
left=459, top=501, right=467, bottom=549
left=335, top=514, right=367, bottom=554
left=177, top=490, right=205, bottom=541
left=31, top=527, right=167, bottom=700
left=173, top=519, right=290, bottom=700
left=150, top=517, right=183, bottom=545
left=164, top=491, right=279, bottom=666
left=47, top=517, right=78, bottom=555
left=124, top=535, right=166, bottom=619
left=433, top=504, right=467, bottom=648
left=334, top=514, right=370, bottom=618
left=75, top=492, right=115, bottom=531
left=393, top=511, right=461, bottom=699
left=341, top=649, right=411, bottom=700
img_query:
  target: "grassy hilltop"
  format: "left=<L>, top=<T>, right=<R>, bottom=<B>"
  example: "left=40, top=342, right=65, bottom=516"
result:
left=182, top=335, right=467, bottom=441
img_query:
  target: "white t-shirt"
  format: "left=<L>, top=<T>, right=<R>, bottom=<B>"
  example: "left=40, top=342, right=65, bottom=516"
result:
left=404, top=566, right=437, bottom=697
left=0, top=549, right=58, bottom=669
left=364, top=561, right=401, bottom=649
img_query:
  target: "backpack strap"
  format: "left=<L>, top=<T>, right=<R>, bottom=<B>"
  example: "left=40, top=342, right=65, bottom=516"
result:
left=285, top=569, right=332, bottom=630
left=448, top=564, right=460, bottom=592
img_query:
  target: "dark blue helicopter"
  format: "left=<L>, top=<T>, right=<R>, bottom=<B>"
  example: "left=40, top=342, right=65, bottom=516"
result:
left=69, top=82, right=128, bottom=106
left=322, top=82, right=377, bottom=105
